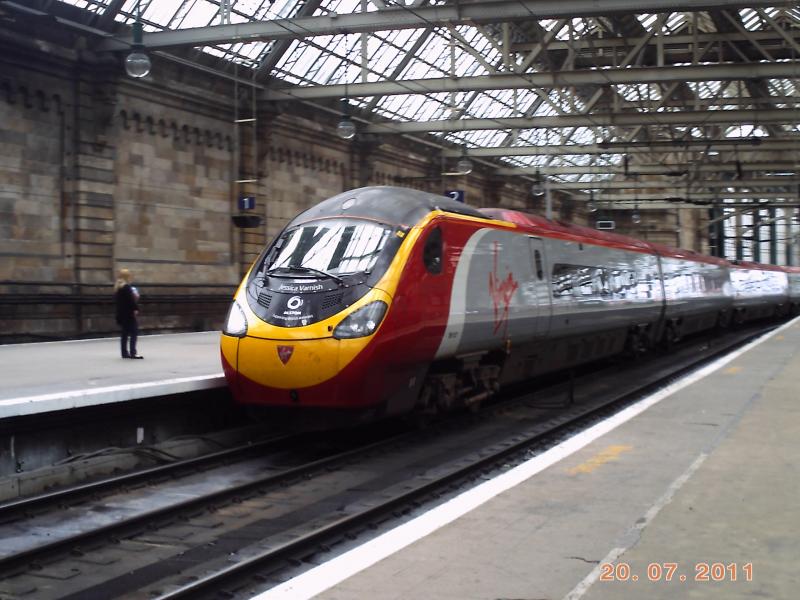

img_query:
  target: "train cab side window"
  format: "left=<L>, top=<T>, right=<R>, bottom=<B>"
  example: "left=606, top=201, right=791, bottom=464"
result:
left=534, top=250, right=543, bottom=280
left=423, top=227, right=443, bottom=274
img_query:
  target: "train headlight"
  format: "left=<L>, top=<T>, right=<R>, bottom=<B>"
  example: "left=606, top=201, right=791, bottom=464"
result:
left=333, top=301, right=388, bottom=339
left=223, top=300, right=248, bottom=337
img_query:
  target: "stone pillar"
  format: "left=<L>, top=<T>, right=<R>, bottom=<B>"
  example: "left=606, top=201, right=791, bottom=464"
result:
left=73, top=78, right=117, bottom=287
left=59, top=67, right=118, bottom=333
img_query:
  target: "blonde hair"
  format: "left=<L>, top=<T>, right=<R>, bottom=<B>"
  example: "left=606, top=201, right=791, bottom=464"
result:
left=114, top=268, right=132, bottom=291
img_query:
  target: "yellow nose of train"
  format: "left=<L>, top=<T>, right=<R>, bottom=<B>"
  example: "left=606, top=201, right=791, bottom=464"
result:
left=220, top=287, right=392, bottom=408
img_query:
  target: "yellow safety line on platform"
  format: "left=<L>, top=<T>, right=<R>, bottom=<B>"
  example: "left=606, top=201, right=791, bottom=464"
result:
left=568, top=444, right=633, bottom=476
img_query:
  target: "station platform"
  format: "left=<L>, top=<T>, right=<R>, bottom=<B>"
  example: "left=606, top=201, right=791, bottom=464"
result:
left=0, top=332, right=224, bottom=419
left=262, top=317, right=800, bottom=600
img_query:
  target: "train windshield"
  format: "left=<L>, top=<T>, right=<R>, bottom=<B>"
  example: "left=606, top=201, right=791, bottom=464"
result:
left=265, top=218, right=392, bottom=278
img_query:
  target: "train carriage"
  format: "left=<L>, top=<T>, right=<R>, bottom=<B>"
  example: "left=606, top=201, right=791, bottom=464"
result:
left=785, top=266, right=800, bottom=314
left=728, top=261, right=790, bottom=323
left=647, top=244, right=732, bottom=343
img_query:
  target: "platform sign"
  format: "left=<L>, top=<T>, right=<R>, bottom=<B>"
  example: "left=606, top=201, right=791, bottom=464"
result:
left=239, top=196, right=255, bottom=211
left=596, top=220, right=616, bottom=230
left=445, top=189, right=465, bottom=203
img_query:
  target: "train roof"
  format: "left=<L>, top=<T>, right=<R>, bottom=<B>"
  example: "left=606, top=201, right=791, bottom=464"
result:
left=644, top=242, right=730, bottom=267
left=290, top=186, right=485, bottom=228
left=482, top=208, right=734, bottom=267
left=481, top=208, right=655, bottom=254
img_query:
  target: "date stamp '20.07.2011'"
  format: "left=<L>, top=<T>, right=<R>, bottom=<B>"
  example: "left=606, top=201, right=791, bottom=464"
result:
left=600, top=562, right=753, bottom=583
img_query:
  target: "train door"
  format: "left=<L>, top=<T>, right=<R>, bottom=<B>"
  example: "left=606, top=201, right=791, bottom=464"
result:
left=528, top=237, right=552, bottom=339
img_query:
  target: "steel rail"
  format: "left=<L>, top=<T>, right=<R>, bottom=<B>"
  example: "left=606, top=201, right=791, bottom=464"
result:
left=0, top=428, right=415, bottom=574
left=0, top=434, right=293, bottom=520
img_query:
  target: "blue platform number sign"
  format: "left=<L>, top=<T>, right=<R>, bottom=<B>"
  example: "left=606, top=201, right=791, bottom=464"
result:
left=239, top=196, right=255, bottom=211
left=445, top=189, right=465, bottom=203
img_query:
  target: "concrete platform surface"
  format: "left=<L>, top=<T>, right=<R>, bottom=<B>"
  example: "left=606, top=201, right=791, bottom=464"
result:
left=279, top=319, right=799, bottom=600
left=0, top=332, right=224, bottom=418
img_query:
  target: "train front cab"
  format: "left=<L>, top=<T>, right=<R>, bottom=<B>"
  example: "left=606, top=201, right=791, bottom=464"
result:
left=220, top=213, right=411, bottom=419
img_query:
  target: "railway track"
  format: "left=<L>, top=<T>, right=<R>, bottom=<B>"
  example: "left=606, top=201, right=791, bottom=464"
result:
left=0, top=323, right=777, bottom=600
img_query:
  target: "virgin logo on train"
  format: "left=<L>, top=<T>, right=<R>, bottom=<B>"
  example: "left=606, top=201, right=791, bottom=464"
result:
left=277, top=345, right=294, bottom=365
left=488, top=241, right=519, bottom=336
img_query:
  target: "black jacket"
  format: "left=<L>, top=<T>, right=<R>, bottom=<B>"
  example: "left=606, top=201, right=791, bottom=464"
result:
left=115, top=284, right=139, bottom=325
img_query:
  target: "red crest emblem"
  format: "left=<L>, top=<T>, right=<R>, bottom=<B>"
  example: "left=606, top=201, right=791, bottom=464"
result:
left=277, top=345, right=294, bottom=365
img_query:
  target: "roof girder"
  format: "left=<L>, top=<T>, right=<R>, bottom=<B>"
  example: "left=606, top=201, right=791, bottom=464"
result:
left=262, top=62, right=800, bottom=100
left=363, top=108, right=800, bottom=134
left=497, top=161, right=798, bottom=175
left=94, top=0, right=786, bottom=51
left=441, top=139, right=800, bottom=157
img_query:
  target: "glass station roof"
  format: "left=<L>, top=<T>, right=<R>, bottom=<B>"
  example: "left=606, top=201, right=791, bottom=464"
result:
left=57, top=1, right=800, bottom=186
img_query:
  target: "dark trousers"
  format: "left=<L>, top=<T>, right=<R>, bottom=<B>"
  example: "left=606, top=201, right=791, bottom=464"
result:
left=120, top=319, right=138, bottom=357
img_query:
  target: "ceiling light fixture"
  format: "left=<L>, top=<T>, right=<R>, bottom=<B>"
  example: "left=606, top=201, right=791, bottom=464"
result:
left=336, top=97, right=356, bottom=140
left=125, top=0, right=151, bottom=79
left=632, top=204, right=642, bottom=224
left=531, top=169, right=545, bottom=196
left=588, top=190, right=598, bottom=213
left=456, top=146, right=473, bottom=175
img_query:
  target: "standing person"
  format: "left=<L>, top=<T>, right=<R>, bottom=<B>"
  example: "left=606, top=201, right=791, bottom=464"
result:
left=114, top=268, right=143, bottom=359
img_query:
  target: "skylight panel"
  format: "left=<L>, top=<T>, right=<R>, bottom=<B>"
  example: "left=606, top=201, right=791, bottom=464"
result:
left=615, top=83, right=662, bottom=104
left=174, top=1, right=220, bottom=29
left=568, top=154, right=596, bottom=167
left=531, top=102, right=558, bottom=118
left=368, top=45, right=400, bottom=79
left=511, top=155, right=551, bottom=168
left=287, top=45, right=325, bottom=82
left=738, top=8, right=762, bottom=30
left=550, top=173, right=583, bottom=183
left=687, top=80, right=724, bottom=100
left=568, top=127, right=598, bottom=145
left=59, top=0, right=110, bottom=13
left=724, top=125, right=770, bottom=138
left=515, top=129, right=548, bottom=146
left=311, top=53, right=346, bottom=83
left=376, top=94, right=450, bottom=122
left=234, top=0, right=277, bottom=18
left=414, top=35, right=451, bottom=75
left=768, top=79, right=799, bottom=98
left=465, top=130, right=509, bottom=147
left=637, top=14, right=658, bottom=29
left=139, top=1, right=182, bottom=27
left=664, top=12, right=687, bottom=33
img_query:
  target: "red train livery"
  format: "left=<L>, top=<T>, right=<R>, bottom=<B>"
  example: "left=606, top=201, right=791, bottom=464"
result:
left=220, top=186, right=799, bottom=422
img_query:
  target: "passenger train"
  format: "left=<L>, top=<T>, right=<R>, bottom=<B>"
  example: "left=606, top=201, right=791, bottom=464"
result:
left=220, top=186, right=800, bottom=422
